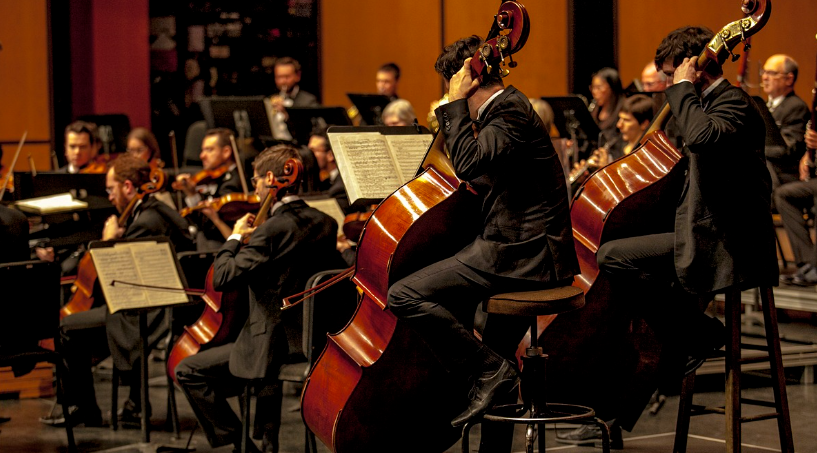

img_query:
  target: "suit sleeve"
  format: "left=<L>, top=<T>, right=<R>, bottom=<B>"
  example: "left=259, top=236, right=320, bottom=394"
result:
left=435, top=97, right=527, bottom=180
left=665, top=82, right=751, bottom=154
left=211, top=221, right=290, bottom=292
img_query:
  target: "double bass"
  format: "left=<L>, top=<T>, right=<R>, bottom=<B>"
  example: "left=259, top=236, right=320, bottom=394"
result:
left=291, top=3, right=529, bottom=452
left=166, top=159, right=302, bottom=383
left=532, top=0, right=772, bottom=423
left=60, top=167, right=166, bottom=318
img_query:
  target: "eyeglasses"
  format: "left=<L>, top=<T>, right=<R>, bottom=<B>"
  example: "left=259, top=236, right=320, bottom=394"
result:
left=760, top=69, right=790, bottom=78
left=251, top=175, right=262, bottom=188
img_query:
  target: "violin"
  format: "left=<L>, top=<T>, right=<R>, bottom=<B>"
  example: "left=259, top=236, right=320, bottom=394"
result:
left=60, top=167, right=167, bottom=318
left=171, top=164, right=230, bottom=191
left=0, top=132, right=27, bottom=201
left=179, top=193, right=260, bottom=222
left=166, top=158, right=302, bottom=383
left=292, top=4, right=529, bottom=452
left=340, top=204, right=378, bottom=241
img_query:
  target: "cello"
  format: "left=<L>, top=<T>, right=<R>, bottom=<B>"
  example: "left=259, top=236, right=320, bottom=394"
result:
left=531, top=0, right=772, bottom=424
left=166, top=158, right=302, bottom=383
left=60, top=167, right=167, bottom=318
left=291, top=3, right=529, bottom=452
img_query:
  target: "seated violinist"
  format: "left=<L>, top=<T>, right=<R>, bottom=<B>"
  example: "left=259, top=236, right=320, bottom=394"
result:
left=175, top=127, right=243, bottom=250
left=41, top=155, right=194, bottom=427
left=308, top=131, right=348, bottom=211
left=174, top=144, right=344, bottom=453
left=59, top=121, right=104, bottom=174
left=126, top=127, right=176, bottom=209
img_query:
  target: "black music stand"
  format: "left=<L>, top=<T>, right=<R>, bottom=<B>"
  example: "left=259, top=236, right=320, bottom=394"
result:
left=90, top=237, right=194, bottom=452
left=286, top=106, right=352, bottom=146
left=12, top=171, right=108, bottom=201
left=199, top=96, right=273, bottom=140
left=543, top=96, right=601, bottom=164
left=346, top=93, right=392, bottom=126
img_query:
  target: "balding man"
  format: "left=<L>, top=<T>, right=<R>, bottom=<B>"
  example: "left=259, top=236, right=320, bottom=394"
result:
left=640, top=61, right=667, bottom=92
left=762, top=54, right=810, bottom=190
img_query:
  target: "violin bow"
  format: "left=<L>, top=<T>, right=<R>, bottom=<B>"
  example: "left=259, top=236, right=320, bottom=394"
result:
left=0, top=130, right=27, bottom=200
left=229, top=134, right=250, bottom=195
left=169, top=130, right=183, bottom=210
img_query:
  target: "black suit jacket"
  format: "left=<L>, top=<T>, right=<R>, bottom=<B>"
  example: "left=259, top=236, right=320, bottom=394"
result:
left=765, top=92, right=810, bottom=185
left=105, top=195, right=195, bottom=371
left=212, top=199, right=342, bottom=379
left=435, top=86, right=579, bottom=283
left=291, top=88, right=319, bottom=107
left=0, top=205, right=29, bottom=263
left=666, top=80, right=778, bottom=294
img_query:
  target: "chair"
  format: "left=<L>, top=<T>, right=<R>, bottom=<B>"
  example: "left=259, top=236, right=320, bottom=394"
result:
left=182, top=120, right=207, bottom=168
left=238, top=269, right=357, bottom=453
left=0, top=260, right=75, bottom=451
left=461, top=285, right=611, bottom=453
left=673, top=287, right=794, bottom=453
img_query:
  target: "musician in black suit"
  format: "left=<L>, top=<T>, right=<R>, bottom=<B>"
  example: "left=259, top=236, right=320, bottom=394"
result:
left=308, top=132, right=349, bottom=211
left=386, top=35, right=579, bottom=435
left=41, top=155, right=194, bottom=427
left=58, top=121, right=103, bottom=174
left=0, top=205, right=29, bottom=264
left=564, top=25, right=776, bottom=446
left=175, top=128, right=244, bottom=250
left=175, top=145, right=343, bottom=453
left=761, top=54, right=810, bottom=190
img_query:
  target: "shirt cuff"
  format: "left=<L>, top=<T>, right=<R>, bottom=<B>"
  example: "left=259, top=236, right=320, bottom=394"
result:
left=676, top=79, right=693, bottom=85
left=184, top=193, right=202, bottom=208
left=227, top=233, right=242, bottom=242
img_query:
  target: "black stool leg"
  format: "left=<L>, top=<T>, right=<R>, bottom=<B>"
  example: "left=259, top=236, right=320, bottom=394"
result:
left=461, top=420, right=476, bottom=453
left=673, top=372, right=695, bottom=453
left=760, top=287, right=794, bottom=452
left=725, top=289, right=742, bottom=453
left=593, top=417, right=611, bottom=453
left=110, top=367, right=119, bottom=431
left=242, top=384, right=251, bottom=453
left=55, top=360, right=76, bottom=451
left=166, top=373, right=181, bottom=438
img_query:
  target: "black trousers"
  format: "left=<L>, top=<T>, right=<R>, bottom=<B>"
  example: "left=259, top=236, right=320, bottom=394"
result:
left=174, top=343, right=282, bottom=449
left=59, top=307, right=142, bottom=411
left=597, top=233, right=714, bottom=352
left=387, top=256, right=563, bottom=453
left=774, top=178, right=817, bottom=267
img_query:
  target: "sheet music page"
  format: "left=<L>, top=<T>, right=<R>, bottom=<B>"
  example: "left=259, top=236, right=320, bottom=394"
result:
left=304, top=198, right=347, bottom=237
left=384, top=134, right=433, bottom=183
left=329, top=132, right=402, bottom=203
left=129, top=242, right=188, bottom=306
left=91, top=244, right=149, bottom=313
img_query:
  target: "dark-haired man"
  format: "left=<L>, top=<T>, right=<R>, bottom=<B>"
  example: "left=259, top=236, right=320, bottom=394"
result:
left=376, top=62, right=400, bottom=101
left=175, top=127, right=243, bottom=250
left=60, top=121, right=103, bottom=174
left=41, top=154, right=194, bottom=427
left=175, top=145, right=343, bottom=453
left=560, top=25, right=777, bottom=447
left=386, top=35, right=578, bottom=437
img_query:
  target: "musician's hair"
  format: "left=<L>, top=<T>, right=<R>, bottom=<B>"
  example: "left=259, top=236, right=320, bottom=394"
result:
left=203, top=127, right=234, bottom=157
left=253, top=144, right=302, bottom=196
left=111, top=154, right=151, bottom=188
left=622, top=95, right=655, bottom=125
left=781, top=55, right=799, bottom=83
left=126, top=127, right=161, bottom=161
left=65, top=121, right=100, bottom=144
left=654, top=26, right=722, bottom=77
left=378, top=62, right=401, bottom=80
left=435, top=35, right=503, bottom=88
left=274, top=56, right=301, bottom=73
left=382, top=99, right=416, bottom=125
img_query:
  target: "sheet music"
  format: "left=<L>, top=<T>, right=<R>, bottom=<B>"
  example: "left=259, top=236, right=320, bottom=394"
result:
left=384, top=134, right=433, bottom=182
left=304, top=198, right=347, bottom=237
left=91, top=242, right=187, bottom=313
left=332, top=133, right=402, bottom=202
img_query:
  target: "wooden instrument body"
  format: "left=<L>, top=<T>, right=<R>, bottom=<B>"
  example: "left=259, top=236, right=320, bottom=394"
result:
left=179, top=193, right=260, bottom=222
left=167, top=266, right=246, bottom=384
left=301, top=142, right=478, bottom=452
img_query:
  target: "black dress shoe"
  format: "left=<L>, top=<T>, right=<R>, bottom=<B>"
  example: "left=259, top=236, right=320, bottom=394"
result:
left=556, top=423, right=623, bottom=450
left=450, top=360, right=519, bottom=427
left=780, top=264, right=813, bottom=285
left=39, top=405, right=103, bottom=427
left=117, top=399, right=151, bottom=427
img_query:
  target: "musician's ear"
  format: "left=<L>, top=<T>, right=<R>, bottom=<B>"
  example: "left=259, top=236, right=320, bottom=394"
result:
left=122, top=179, right=135, bottom=196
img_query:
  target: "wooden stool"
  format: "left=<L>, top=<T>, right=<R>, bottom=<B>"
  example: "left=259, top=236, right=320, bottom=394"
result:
left=674, top=287, right=794, bottom=453
left=461, top=285, right=610, bottom=453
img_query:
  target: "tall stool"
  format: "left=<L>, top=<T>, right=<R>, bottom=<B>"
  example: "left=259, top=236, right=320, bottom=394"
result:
left=674, top=286, right=794, bottom=453
left=462, top=285, right=610, bottom=453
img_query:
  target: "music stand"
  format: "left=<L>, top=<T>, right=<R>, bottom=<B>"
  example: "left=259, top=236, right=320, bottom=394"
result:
left=199, top=96, right=273, bottom=140
left=752, top=96, right=787, bottom=148
left=286, top=107, right=352, bottom=146
left=346, top=93, right=392, bottom=126
left=542, top=96, right=601, bottom=141
left=77, top=113, right=132, bottom=156
left=12, top=171, right=108, bottom=201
